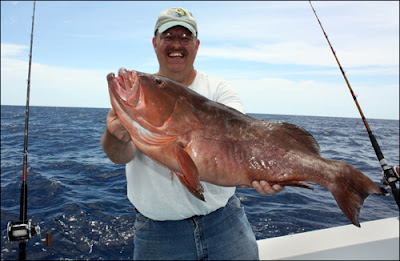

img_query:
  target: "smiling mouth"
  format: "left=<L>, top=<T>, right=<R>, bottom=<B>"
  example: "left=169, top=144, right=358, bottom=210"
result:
left=168, top=51, right=184, bottom=58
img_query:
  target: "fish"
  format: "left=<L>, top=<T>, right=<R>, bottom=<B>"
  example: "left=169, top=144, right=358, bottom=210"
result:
left=106, top=68, right=384, bottom=227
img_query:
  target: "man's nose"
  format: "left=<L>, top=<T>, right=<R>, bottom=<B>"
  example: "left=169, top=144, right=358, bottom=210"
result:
left=172, top=36, right=183, bottom=47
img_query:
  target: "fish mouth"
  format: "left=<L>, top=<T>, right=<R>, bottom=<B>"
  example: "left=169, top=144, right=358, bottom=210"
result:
left=107, top=68, right=141, bottom=108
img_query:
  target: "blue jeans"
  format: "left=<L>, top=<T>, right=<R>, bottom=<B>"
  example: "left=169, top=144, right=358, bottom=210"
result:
left=133, top=195, right=259, bottom=260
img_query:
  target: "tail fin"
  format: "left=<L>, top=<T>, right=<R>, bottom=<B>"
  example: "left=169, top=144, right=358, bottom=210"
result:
left=328, top=161, right=384, bottom=227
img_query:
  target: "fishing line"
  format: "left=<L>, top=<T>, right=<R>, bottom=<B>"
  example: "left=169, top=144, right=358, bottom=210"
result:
left=309, top=1, right=399, bottom=209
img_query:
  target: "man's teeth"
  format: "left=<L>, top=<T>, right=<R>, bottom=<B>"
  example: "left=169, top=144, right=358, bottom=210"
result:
left=168, top=52, right=183, bottom=57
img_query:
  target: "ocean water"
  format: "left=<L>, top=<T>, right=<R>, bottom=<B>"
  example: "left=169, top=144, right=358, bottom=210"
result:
left=1, top=105, right=399, bottom=260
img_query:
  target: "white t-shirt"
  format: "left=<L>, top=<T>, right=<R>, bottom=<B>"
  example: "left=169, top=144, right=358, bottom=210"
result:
left=125, top=71, right=245, bottom=221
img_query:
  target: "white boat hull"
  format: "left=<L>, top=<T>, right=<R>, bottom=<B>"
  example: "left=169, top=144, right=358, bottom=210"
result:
left=257, top=216, right=399, bottom=260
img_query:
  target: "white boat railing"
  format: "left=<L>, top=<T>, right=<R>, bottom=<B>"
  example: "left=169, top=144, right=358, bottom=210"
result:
left=257, top=216, right=399, bottom=260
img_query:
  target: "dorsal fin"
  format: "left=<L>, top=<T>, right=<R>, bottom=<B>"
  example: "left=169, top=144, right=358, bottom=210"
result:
left=280, top=122, right=321, bottom=155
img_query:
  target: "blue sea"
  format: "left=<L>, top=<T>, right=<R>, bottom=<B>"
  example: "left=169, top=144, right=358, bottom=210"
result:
left=1, top=105, right=399, bottom=260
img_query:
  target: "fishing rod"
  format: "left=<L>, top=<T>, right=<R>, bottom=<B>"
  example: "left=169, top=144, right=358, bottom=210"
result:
left=7, top=1, right=46, bottom=260
left=308, top=1, right=399, bottom=209
left=309, top=1, right=400, bottom=209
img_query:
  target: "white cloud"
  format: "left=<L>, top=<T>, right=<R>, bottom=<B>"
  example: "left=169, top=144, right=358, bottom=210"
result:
left=1, top=57, right=112, bottom=108
left=199, top=41, right=335, bottom=67
left=1, top=43, right=28, bottom=57
left=197, top=1, right=398, bottom=68
left=230, top=76, right=399, bottom=120
left=199, top=37, right=398, bottom=68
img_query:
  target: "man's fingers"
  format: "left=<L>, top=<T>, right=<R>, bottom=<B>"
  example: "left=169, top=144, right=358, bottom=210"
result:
left=106, top=108, right=131, bottom=142
left=252, top=181, right=285, bottom=196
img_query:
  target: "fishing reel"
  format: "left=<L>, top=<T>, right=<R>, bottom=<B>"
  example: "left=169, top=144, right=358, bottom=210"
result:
left=7, top=220, right=40, bottom=242
left=381, top=165, right=400, bottom=208
left=381, top=165, right=400, bottom=186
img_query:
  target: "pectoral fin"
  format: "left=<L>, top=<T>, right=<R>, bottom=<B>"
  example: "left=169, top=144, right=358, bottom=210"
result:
left=174, top=143, right=205, bottom=201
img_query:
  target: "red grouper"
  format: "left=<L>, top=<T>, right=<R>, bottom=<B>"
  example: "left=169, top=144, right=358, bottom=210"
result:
left=107, top=68, right=384, bottom=227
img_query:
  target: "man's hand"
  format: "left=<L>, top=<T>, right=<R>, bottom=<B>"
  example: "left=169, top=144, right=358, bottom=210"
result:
left=252, top=180, right=284, bottom=196
left=101, top=108, right=136, bottom=164
left=106, top=108, right=131, bottom=142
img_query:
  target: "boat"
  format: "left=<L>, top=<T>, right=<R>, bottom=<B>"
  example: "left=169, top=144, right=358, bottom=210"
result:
left=257, top=216, right=399, bottom=260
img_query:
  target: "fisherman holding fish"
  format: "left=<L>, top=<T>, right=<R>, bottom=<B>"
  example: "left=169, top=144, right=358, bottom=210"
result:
left=101, top=7, right=283, bottom=260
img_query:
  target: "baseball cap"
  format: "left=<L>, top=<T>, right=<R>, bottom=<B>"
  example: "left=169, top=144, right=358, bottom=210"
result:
left=154, top=7, right=198, bottom=36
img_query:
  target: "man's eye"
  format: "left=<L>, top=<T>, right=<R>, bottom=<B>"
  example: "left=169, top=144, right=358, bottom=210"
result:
left=181, top=36, right=190, bottom=43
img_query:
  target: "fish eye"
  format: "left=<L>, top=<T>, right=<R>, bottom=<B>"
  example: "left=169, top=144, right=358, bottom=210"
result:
left=154, top=78, right=165, bottom=88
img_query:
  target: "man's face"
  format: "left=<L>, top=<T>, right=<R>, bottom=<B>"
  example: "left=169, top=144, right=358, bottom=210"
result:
left=153, top=26, right=200, bottom=75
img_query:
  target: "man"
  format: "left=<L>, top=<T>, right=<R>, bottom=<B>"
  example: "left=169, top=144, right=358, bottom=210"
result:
left=101, top=7, right=283, bottom=260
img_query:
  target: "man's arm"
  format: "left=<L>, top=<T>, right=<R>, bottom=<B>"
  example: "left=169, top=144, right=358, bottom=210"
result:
left=101, top=108, right=136, bottom=164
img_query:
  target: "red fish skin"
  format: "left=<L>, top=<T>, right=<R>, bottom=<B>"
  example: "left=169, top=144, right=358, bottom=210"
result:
left=107, top=68, right=384, bottom=226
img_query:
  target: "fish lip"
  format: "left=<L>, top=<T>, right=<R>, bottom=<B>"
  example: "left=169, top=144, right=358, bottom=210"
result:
left=107, top=69, right=141, bottom=110
left=107, top=72, right=123, bottom=101
left=106, top=72, right=115, bottom=82
left=128, top=70, right=141, bottom=108
left=114, top=69, right=140, bottom=106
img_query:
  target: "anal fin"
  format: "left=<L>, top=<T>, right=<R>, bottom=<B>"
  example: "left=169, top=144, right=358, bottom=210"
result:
left=276, top=181, right=314, bottom=190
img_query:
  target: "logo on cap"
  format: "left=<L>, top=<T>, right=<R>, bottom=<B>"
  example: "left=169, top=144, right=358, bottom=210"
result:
left=172, top=8, right=187, bottom=17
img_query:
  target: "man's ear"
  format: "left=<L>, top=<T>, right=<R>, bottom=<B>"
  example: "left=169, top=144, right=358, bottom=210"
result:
left=152, top=37, right=157, bottom=50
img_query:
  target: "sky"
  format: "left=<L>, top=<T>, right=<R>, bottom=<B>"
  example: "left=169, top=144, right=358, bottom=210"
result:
left=1, top=1, right=399, bottom=120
